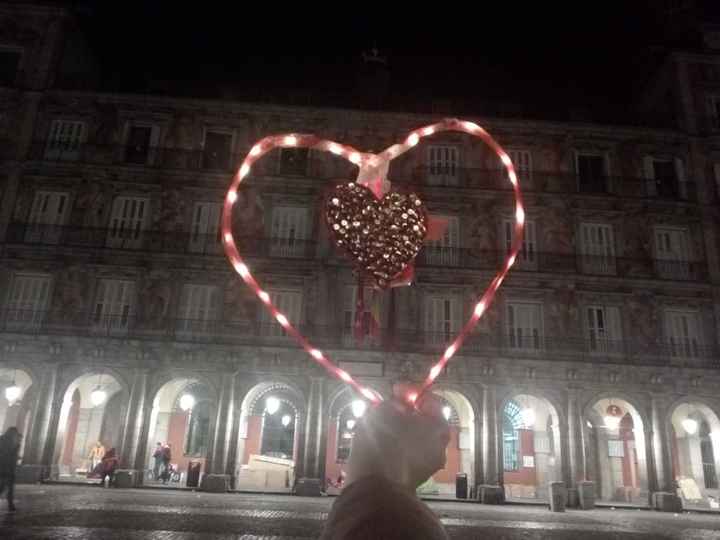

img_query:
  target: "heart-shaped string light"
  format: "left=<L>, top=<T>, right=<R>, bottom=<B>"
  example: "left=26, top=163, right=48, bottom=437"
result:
left=222, top=118, right=525, bottom=406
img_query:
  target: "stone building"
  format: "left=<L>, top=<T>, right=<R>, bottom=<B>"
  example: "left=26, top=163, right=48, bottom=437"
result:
left=0, top=2, right=719, bottom=510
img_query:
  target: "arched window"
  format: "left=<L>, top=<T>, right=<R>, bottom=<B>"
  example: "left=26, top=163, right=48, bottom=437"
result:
left=261, top=400, right=295, bottom=459
left=503, top=401, right=522, bottom=471
left=185, top=400, right=210, bottom=456
left=700, top=420, right=718, bottom=489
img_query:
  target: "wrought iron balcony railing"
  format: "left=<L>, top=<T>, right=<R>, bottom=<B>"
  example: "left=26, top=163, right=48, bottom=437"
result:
left=0, top=309, right=716, bottom=369
left=23, top=142, right=700, bottom=202
left=5, top=223, right=709, bottom=282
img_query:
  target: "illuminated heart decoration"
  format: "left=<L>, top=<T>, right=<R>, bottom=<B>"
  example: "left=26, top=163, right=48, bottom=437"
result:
left=222, top=119, right=525, bottom=404
left=325, top=182, right=428, bottom=288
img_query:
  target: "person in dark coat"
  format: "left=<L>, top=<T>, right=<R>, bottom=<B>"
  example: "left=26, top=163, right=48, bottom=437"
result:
left=0, top=427, right=22, bottom=511
left=160, top=443, right=172, bottom=484
left=99, top=447, right=119, bottom=487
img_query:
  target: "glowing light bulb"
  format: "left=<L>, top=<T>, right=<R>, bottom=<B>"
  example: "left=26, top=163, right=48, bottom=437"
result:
left=266, top=396, right=280, bottom=415
left=90, top=388, right=107, bottom=407
left=346, top=419, right=356, bottom=430
left=5, top=385, right=21, bottom=404
left=352, top=400, right=367, bottom=418
left=179, top=394, right=195, bottom=411
left=682, top=418, right=698, bottom=435
left=281, top=414, right=292, bottom=427
left=442, top=406, right=452, bottom=421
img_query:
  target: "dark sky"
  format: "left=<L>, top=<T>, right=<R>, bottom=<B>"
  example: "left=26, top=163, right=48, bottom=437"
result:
left=70, top=1, right=720, bottom=119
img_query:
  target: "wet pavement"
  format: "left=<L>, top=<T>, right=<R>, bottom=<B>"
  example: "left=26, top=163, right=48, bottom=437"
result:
left=0, top=485, right=718, bottom=539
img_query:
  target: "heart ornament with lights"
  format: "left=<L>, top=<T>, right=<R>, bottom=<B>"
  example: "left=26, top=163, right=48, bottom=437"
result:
left=222, top=118, right=525, bottom=405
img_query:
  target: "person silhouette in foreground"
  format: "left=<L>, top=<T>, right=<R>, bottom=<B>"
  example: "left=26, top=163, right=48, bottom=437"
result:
left=321, top=385, right=451, bottom=540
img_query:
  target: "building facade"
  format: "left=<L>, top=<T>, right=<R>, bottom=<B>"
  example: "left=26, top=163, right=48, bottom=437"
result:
left=1, top=4, right=720, bottom=510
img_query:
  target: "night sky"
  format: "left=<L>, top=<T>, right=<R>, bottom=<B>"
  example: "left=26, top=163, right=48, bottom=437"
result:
left=69, top=1, right=720, bottom=121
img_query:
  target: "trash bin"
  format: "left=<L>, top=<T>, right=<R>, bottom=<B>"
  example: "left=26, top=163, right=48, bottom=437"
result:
left=456, top=473, right=468, bottom=499
left=187, top=461, right=202, bottom=488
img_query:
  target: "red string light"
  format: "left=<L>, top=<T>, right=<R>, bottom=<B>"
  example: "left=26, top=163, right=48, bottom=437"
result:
left=222, top=119, right=525, bottom=406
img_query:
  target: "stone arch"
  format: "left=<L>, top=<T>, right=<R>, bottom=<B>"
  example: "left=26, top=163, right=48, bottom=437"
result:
left=666, top=397, right=720, bottom=510
left=498, top=390, right=563, bottom=502
left=0, top=366, right=36, bottom=459
left=583, top=393, right=650, bottom=505
left=52, top=370, right=128, bottom=480
left=145, top=375, right=218, bottom=485
left=235, top=379, right=307, bottom=492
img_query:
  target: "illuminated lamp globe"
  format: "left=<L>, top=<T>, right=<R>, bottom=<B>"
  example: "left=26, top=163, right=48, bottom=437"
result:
left=90, top=388, right=107, bottom=407
left=682, top=418, right=699, bottom=435
left=281, top=414, right=292, bottom=427
left=346, top=419, right=356, bottom=430
left=179, top=394, right=195, bottom=412
left=5, top=384, right=21, bottom=404
left=351, top=400, right=367, bottom=419
left=604, top=415, right=621, bottom=430
left=266, top=396, right=280, bottom=415
left=442, top=406, right=452, bottom=421
left=520, top=408, right=536, bottom=428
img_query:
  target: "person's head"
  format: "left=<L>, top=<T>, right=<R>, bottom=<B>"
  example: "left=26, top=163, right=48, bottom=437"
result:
left=156, top=442, right=161, bottom=447
left=105, top=447, right=116, bottom=457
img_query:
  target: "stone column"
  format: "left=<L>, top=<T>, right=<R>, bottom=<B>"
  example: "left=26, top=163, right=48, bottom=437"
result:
left=296, top=376, right=325, bottom=496
left=17, top=363, right=60, bottom=482
left=201, top=372, right=236, bottom=492
left=566, top=388, right=588, bottom=506
left=649, top=395, right=682, bottom=511
left=117, top=369, right=149, bottom=477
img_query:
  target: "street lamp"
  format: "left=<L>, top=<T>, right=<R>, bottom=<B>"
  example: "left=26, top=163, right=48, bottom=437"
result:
left=266, top=396, right=280, bottom=415
left=346, top=419, right=356, bottom=430
left=520, top=408, right=536, bottom=428
left=5, top=383, right=21, bottom=405
left=90, top=388, right=107, bottom=407
left=681, top=418, right=698, bottom=435
left=179, top=394, right=195, bottom=412
left=442, top=405, right=452, bottom=421
left=281, top=414, right=292, bottom=427
left=351, top=400, right=367, bottom=419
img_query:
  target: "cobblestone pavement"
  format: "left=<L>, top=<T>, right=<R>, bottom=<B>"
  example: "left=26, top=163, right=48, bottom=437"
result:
left=0, top=485, right=718, bottom=539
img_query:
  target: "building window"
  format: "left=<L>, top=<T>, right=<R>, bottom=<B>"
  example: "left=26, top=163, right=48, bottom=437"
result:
left=124, top=125, right=159, bottom=165
left=177, top=284, right=220, bottom=335
left=6, top=274, right=51, bottom=330
left=185, top=400, right=211, bottom=456
left=92, top=279, right=135, bottom=335
left=580, top=223, right=616, bottom=275
left=202, top=131, right=233, bottom=170
left=586, top=305, right=622, bottom=354
left=270, top=206, right=309, bottom=257
left=25, top=191, right=69, bottom=244
left=700, top=420, right=719, bottom=489
left=260, top=289, right=302, bottom=337
left=576, top=153, right=608, bottom=193
left=503, top=400, right=522, bottom=471
left=279, top=148, right=309, bottom=176
left=508, top=149, right=532, bottom=186
left=0, top=50, right=20, bottom=86
left=644, top=157, right=690, bottom=200
left=504, top=219, right=536, bottom=269
left=425, top=215, right=459, bottom=266
left=260, top=400, right=295, bottom=459
left=427, top=145, right=459, bottom=185
left=664, top=310, right=701, bottom=359
left=189, top=202, right=221, bottom=254
left=506, top=302, right=542, bottom=350
left=425, top=295, right=459, bottom=345
left=654, top=227, right=692, bottom=280
left=106, top=196, right=149, bottom=249
left=342, top=285, right=380, bottom=346
left=45, top=120, right=86, bottom=160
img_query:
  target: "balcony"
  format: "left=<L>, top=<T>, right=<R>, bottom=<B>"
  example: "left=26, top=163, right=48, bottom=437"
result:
left=1, top=309, right=716, bottom=368
left=4, top=223, right=317, bottom=260
left=395, top=167, right=698, bottom=202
